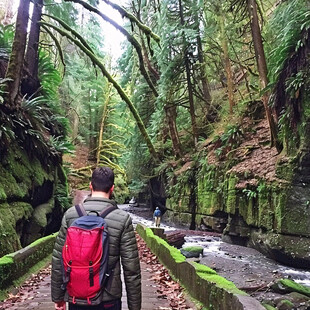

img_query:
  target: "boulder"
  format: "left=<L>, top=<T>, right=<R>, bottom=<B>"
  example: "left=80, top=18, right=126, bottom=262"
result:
left=181, top=246, right=203, bottom=258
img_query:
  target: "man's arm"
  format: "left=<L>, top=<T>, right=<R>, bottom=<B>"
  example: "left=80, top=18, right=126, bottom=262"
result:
left=51, top=214, right=68, bottom=305
left=120, top=216, right=141, bottom=310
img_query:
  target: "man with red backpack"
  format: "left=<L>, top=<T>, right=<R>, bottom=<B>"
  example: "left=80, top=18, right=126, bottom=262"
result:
left=51, top=167, right=141, bottom=310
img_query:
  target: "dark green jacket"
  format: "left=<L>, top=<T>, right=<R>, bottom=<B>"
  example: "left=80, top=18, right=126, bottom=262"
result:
left=51, top=197, right=141, bottom=310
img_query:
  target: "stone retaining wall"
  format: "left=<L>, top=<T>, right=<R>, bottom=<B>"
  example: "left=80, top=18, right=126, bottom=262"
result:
left=0, top=233, right=57, bottom=298
left=136, top=224, right=265, bottom=310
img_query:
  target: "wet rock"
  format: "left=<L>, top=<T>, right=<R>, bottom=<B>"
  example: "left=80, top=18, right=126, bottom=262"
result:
left=166, top=231, right=185, bottom=248
left=250, top=229, right=310, bottom=269
left=274, top=292, right=310, bottom=310
left=276, top=299, right=294, bottom=310
left=181, top=246, right=203, bottom=258
left=271, top=279, right=310, bottom=297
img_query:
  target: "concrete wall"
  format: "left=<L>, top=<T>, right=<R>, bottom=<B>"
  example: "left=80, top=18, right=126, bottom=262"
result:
left=136, top=224, right=265, bottom=310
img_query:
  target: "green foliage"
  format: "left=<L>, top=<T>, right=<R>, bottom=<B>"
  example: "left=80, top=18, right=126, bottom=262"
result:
left=213, top=124, right=243, bottom=159
left=285, top=70, right=307, bottom=97
left=38, top=49, right=62, bottom=101
left=0, top=46, right=69, bottom=164
left=267, top=0, right=310, bottom=84
left=49, top=136, right=74, bottom=155
left=0, top=24, right=14, bottom=49
left=242, top=188, right=257, bottom=199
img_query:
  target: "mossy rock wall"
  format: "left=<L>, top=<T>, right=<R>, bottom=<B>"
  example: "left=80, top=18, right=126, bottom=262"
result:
left=0, top=146, right=67, bottom=257
left=165, top=155, right=310, bottom=268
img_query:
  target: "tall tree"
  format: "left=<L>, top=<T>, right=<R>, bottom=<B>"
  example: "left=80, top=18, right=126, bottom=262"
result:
left=246, top=0, right=278, bottom=147
left=218, top=5, right=235, bottom=114
left=23, top=0, right=44, bottom=97
left=179, top=0, right=198, bottom=146
left=4, top=0, right=30, bottom=106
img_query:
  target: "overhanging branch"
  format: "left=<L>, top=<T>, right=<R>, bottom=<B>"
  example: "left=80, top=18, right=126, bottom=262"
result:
left=39, top=20, right=159, bottom=161
left=63, top=0, right=158, bottom=97
left=101, top=0, right=160, bottom=43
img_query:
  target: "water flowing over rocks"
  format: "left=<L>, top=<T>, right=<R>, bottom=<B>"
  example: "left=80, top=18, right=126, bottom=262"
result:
left=122, top=204, right=310, bottom=309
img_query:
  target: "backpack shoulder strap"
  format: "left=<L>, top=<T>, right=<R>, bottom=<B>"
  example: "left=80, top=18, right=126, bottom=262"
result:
left=100, top=205, right=117, bottom=218
left=75, top=204, right=87, bottom=217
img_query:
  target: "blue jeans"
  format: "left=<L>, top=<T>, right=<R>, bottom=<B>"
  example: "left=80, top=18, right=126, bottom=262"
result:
left=69, top=299, right=121, bottom=310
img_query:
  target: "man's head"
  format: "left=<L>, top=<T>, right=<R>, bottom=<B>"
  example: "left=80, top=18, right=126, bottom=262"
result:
left=90, top=166, right=114, bottom=194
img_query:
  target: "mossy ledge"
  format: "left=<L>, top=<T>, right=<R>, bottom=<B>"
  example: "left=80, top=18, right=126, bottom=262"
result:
left=136, top=224, right=265, bottom=310
left=0, top=233, right=57, bottom=301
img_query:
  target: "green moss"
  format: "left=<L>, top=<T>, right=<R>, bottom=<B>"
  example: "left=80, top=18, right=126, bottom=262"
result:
left=277, top=299, right=294, bottom=307
left=197, top=167, right=223, bottom=215
left=0, top=146, right=52, bottom=203
left=0, top=202, right=34, bottom=256
left=0, top=256, right=13, bottom=265
left=262, top=304, right=277, bottom=310
left=279, top=279, right=310, bottom=297
left=10, top=202, right=33, bottom=222
left=0, top=166, right=23, bottom=199
left=0, top=187, right=6, bottom=202
left=29, top=233, right=58, bottom=247
left=226, top=174, right=238, bottom=214
left=0, top=206, right=21, bottom=256
left=200, top=273, right=246, bottom=295
left=192, top=262, right=217, bottom=275
left=183, top=246, right=204, bottom=253
left=145, top=228, right=186, bottom=263
left=33, top=199, right=54, bottom=227
left=0, top=254, right=52, bottom=301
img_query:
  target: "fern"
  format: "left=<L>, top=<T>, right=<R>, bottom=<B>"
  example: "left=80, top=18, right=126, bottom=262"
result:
left=267, top=0, right=310, bottom=84
left=38, top=48, right=62, bottom=100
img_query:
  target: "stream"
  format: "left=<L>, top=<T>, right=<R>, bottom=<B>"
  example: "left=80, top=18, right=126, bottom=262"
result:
left=119, top=204, right=310, bottom=291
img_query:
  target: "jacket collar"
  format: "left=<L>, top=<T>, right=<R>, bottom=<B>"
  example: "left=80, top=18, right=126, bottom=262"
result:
left=84, top=196, right=117, bottom=206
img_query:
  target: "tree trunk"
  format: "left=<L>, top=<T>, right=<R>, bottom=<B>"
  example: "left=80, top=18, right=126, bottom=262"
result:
left=4, top=0, right=30, bottom=106
left=165, top=104, right=182, bottom=158
left=179, top=0, right=198, bottom=146
left=247, top=0, right=278, bottom=147
left=185, top=58, right=198, bottom=146
left=23, top=0, right=43, bottom=97
left=89, top=89, right=97, bottom=159
left=97, top=84, right=112, bottom=164
left=197, top=34, right=212, bottom=107
left=194, top=5, right=212, bottom=108
left=189, top=165, right=197, bottom=230
left=219, top=13, right=235, bottom=114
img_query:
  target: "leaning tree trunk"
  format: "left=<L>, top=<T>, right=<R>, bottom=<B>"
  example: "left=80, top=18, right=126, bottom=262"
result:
left=4, top=0, right=30, bottom=106
left=40, top=21, right=159, bottom=161
left=97, top=84, right=112, bottom=164
left=23, top=0, right=43, bottom=97
left=247, top=0, right=278, bottom=148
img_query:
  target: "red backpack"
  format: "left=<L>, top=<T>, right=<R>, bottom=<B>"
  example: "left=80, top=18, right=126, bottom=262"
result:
left=62, top=204, right=117, bottom=305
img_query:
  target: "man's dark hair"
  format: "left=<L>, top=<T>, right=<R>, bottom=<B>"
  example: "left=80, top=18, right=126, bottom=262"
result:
left=91, top=167, right=114, bottom=192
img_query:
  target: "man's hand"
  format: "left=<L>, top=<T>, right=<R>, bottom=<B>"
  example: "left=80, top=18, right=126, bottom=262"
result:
left=55, top=301, right=66, bottom=310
